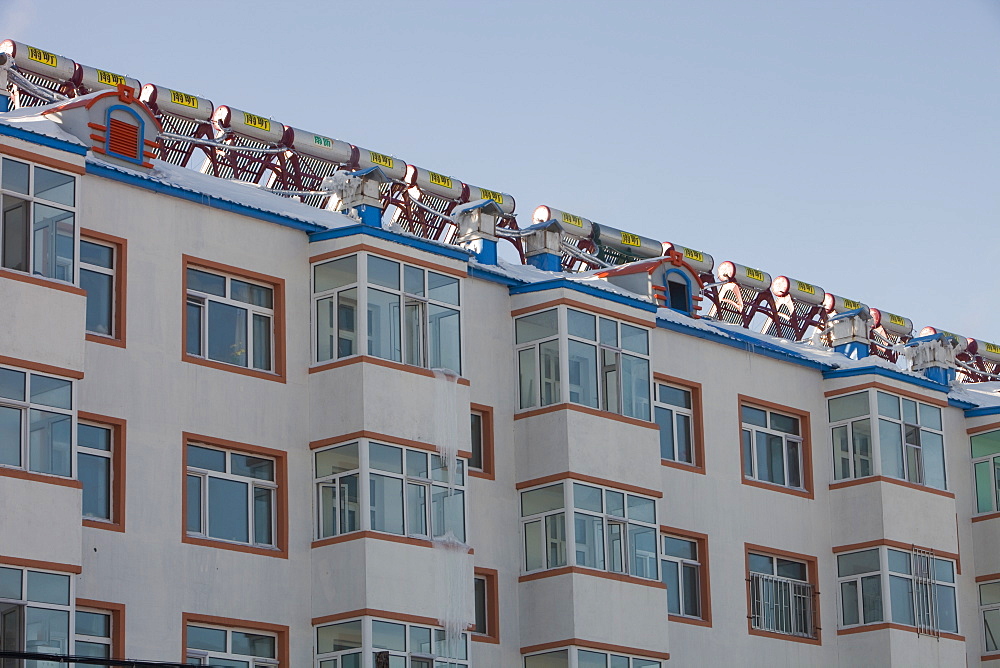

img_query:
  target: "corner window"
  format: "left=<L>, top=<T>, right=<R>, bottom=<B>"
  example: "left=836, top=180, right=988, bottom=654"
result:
left=661, top=532, right=708, bottom=621
left=0, top=366, right=73, bottom=477
left=185, top=441, right=279, bottom=550
left=740, top=403, right=806, bottom=491
left=654, top=381, right=698, bottom=466
left=747, top=549, right=817, bottom=639
left=0, top=157, right=77, bottom=282
left=980, top=580, right=1000, bottom=653
left=0, top=564, right=72, bottom=659
left=521, top=481, right=658, bottom=580
left=80, top=231, right=126, bottom=345
left=316, top=617, right=468, bottom=667
left=876, top=392, right=945, bottom=489
left=186, top=623, right=278, bottom=666
left=972, top=429, right=1000, bottom=514
left=523, top=647, right=661, bottom=667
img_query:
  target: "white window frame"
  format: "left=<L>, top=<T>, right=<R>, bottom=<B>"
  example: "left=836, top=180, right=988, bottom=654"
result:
left=315, top=616, right=469, bottom=667
left=654, top=383, right=694, bottom=464
left=741, top=405, right=804, bottom=490
left=73, top=607, right=112, bottom=660
left=874, top=391, right=946, bottom=489
left=185, top=267, right=276, bottom=372
left=0, top=365, right=75, bottom=478
left=185, top=623, right=279, bottom=667
left=0, top=157, right=79, bottom=284
left=522, top=646, right=662, bottom=667
left=973, top=429, right=1000, bottom=515
left=77, top=420, right=113, bottom=522
left=186, top=443, right=278, bottom=549
left=829, top=391, right=875, bottom=481
left=980, top=580, right=1000, bottom=654
left=0, top=564, right=75, bottom=658
left=660, top=534, right=702, bottom=620
left=79, top=237, right=116, bottom=338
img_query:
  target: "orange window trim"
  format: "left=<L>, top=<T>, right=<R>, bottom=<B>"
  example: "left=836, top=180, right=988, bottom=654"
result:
left=514, top=402, right=657, bottom=430
left=312, top=608, right=441, bottom=628
left=0, top=554, right=81, bottom=574
left=309, top=244, right=468, bottom=278
left=744, top=542, right=822, bottom=646
left=308, top=354, right=471, bottom=385
left=520, top=639, right=669, bottom=661
left=81, top=229, right=128, bottom=348
left=510, top=297, right=655, bottom=328
left=832, top=539, right=960, bottom=575
left=76, top=598, right=126, bottom=659
left=473, top=567, right=500, bottom=643
left=828, top=475, right=956, bottom=499
left=518, top=565, right=666, bottom=590
left=823, top=381, right=949, bottom=407
left=0, top=142, right=86, bottom=174
left=182, top=613, right=289, bottom=667
left=653, top=373, right=706, bottom=473
left=181, top=256, right=286, bottom=383
left=0, top=267, right=87, bottom=296
left=469, top=403, right=495, bottom=480
left=0, top=354, right=83, bottom=380
left=78, top=411, right=127, bottom=532
left=661, top=525, right=712, bottom=627
left=738, top=395, right=814, bottom=499
left=181, top=432, right=288, bottom=559
left=516, top=471, right=662, bottom=498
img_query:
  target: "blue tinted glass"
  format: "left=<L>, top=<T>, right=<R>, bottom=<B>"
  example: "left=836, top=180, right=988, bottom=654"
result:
left=0, top=368, right=25, bottom=401
left=208, top=478, right=249, bottom=542
left=188, top=445, right=226, bottom=472
left=187, top=625, right=227, bottom=652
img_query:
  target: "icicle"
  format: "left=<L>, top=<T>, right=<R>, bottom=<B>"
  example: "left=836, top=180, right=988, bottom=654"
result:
left=431, top=368, right=462, bottom=491
left=433, top=532, right=473, bottom=659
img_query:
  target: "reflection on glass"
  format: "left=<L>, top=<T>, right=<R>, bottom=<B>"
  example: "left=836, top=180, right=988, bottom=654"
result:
left=81, top=269, right=113, bottom=334
left=207, top=302, right=248, bottom=367
left=208, top=478, right=249, bottom=542
left=79, top=452, right=110, bottom=519
left=367, top=288, right=401, bottom=362
left=29, top=409, right=71, bottom=476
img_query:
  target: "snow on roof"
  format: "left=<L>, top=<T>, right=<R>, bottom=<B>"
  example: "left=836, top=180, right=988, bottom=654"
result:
left=950, top=382, right=1000, bottom=409
left=0, top=109, right=87, bottom=146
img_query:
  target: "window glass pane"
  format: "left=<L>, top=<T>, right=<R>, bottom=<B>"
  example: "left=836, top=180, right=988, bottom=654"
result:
left=80, top=240, right=113, bottom=269
left=410, top=625, right=432, bottom=654
left=605, top=490, right=625, bottom=518
left=30, top=375, right=71, bottom=409
left=406, top=449, right=428, bottom=478
left=829, top=392, right=869, bottom=422
left=620, top=324, right=648, bottom=355
left=75, top=641, right=109, bottom=658
left=29, top=409, right=72, bottom=476
left=208, top=478, right=249, bottom=542
left=574, top=512, right=605, bottom=570
left=370, top=474, right=404, bottom=534
left=599, top=318, right=617, bottom=347
left=207, top=301, right=248, bottom=367
left=546, top=513, right=567, bottom=568
left=230, top=454, right=274, bottom=481
left=776, top=559, right=806, bottom=581
left=852, top=419, right=872, bottom=477
left=877, top=391, right=900, bottom=419
left=748, top=554, right=773, bottom=575
left=656, top=406, right=675, bottom=460
left=567, top=309, right=596, bottom=340
left=628, top=524, right=658, bottom=579
left=919, top=404, right=942, bottom=431
left=539, top=340, right=561, bottom=407
left=986, top=609, right=1000, bottom=653
left=833, top=425, right=850, bottom=480
left=432, top=486, right=465, bottom=541
left=887, top=549, right=911, bottom=574
left=78, top=424, right=111, bottom=453
left=80, top=452, right=110, bottom=519
left=658, top=385, right=691, bottom=408
left=427, top=272, right=459, bottom=305
left=372, top=620, right=406, bottom=651
left=769, top=413, right=799, bottom=435
left=76, top=611, right=111, bottom=638
left=606, top=522, right=625, bottom=573
left=407, top=482, right=428, bottom=536
left=340, top=474, right=359, bottom=533
left=837, top=549, right=879, bottom=577
left=682, top=564, right=700, bottom=616
left=516, top=310, right=558, bottom=344
left=367, top=288, right=401, bottom=362
left=973, top=431, right=1000, bottom=459
left=889, top=575, right=914, bottom=625
left=922, top=430, right=946, bottom=490
left=626, top=495, right=655, bottom=524
left=186, top=475, right=202, bottom=532
left=428, top=304, right=461, bottom=374
left=318, top=620, right=362, bottom=653
left=0, top=405, right=22, bottom=466
left=186, top=301, right=202, bottom=356
left=231, top=280, right=273, bottom=308
left=0, top=567, right=20, bottom=599
left=934, top=558, right=955, bottom=583
left=469, top=414, right=483, bottom=470
left=662, top=559, right=680, bottom=614
left=518, top=348, right=537, bottom=409
left=315, top=255, right=357, bottom=293
left=2, top=158, right=29, bottom=193
left=568, top=340, right=598, bottom=408
left=252, top=314, right=271, bottom=371
left=367, top=256, right=399, bottom=289
left=398, top=264, right=424, bottom=297
left=521, top=484, right=564, bottom=516
left=474, top=577, right=487, bottom=634
left=187, top=269, right=226, bottom=296
left=861, top=575, right=883, bottom=623
left=231, top=631, right=275, bottom=658
left=983, top=582, right=1000, bottom=606
left=81, top=269, right=113, bottom=337
left=0, top=368, right=25, bottom=401
left=902, top=399, right=918, bottom=424
left=662, top=536, right=696, bottom=560
left=524, top=650, right=569, bottom=668
left=741, top=406, right=767, bottom=427
left=578, top=650, right=608, bottom=668
left=187, top=625, right=227, bottom=652
left=34, top=167, right=75, bottom=206
left=841, top=580, right=859, bottom=625
left=43, top=206, right=76, bottom=282
left=202, top=659, right=248, bottom=668
left=524, top=520, right=543, bottom=571
left=632, top=660, right=660, bottom=668
left=573, top=483, right=602, bottom=512
left=26, top=571, right=69, bottom=605
left=370, top=442, right=403, bottom=474
left=188, top=445, right=226, bottom=472
left=786, top=441, right=801, bottom=488
left=24, top=607, right=68, bottom=655
left=977, top=460, right=997, bottom=513
left=253, top=487, right=273, bottom=545
left=879, top=419, right=904, bottom=479
left=316, top=443, right=359, bottom=477
left=621, top=355, right=650, bottom=421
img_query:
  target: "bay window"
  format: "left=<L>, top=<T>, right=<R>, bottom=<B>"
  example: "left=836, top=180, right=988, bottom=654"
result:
left=0, top=365, right=73, bottom=477
left=0, top=564, right=72, bottom=660
left=315, top=616, right=468, bottom=667
left=972, top=429, right=1000, bottom=514
left=981, top=580, right=1000, bottom=653
left=523, top=647, right=661, bottom=667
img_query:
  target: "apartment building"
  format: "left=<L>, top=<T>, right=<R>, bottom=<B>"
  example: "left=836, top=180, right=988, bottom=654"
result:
left=1, top=40, right=1000, bottom=667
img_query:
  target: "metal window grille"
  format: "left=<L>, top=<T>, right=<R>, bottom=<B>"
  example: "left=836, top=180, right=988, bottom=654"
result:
left=749, top=572, right=816, bottom=638
left=913, top=548, right=940, bottom=638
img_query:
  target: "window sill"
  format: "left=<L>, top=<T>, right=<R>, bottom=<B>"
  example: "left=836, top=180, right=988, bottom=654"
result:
left=836, top=622, right=963, bottom=642
left=308, top=354, right=470, bottom=385
left=748, top=626, right=821, bottom=645
left=181, top=353, right=286, bottom=384
left=742, top=476, right=813, bottom=500
left=471, top=632, right=501, bottom=645
left=513, top=402, right=657, bottom=430
left=829, top=476, right=954, bottom=499
left=0, top=268, right=86, bottom=296
left=86, top=332, right=126, bottom=349
left=311, top=530, right=474, bottom=552
left=661, top=459, right=705, bottom=475
left=182, top=534, right=287, bottom=559
left=0, top=467, right=82, bottom=489
left=973, top=511, right=1000, bottom=523
left=468, top=468, right=495, bottom=480
left=83, top=518, right=124, bottom=533
left=669, top=614, right=711, bottom=628
left=518, top=566, right=666, bottom=589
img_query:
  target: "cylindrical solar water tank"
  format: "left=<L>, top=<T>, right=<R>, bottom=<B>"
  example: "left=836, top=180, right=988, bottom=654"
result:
left=870, top=309, right=913, bottom=337
left=822, top=293, right=867, bottom=314
left=591, top=223, right=662, bottom=259
left=972, top=339, right=1000, bottom=364
left=75, top=63, right=140, bottom=94
left=0, top=40, right=76, bottom=82
left=662, top=242, right=714, bottom=274
left=463, top=184, right=515, bottom=214
left=771, top=276, right=825, bottom=306
left=406, top=165, right=464, bottom=200
left=920, top=326, right=971, bottom=353
left=531, top=206, right=595, bottom=238
left=717, top=261, right=772, bottom=292
left=354, top=147, right=407, bottom=181
left=286, top=127, right=354, bottom=165
left=139, top=84, right=214, bottom=121
left=212, top=106, right=287, bottom=144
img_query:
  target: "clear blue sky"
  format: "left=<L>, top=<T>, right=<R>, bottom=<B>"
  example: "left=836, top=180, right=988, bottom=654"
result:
left=6, top=0, right=999, bottom=342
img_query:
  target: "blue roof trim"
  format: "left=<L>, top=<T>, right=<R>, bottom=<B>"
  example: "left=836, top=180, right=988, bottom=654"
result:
left=0, top=122, right=88, bottom=155
left=656, top=318, right=832, bottom=370
left=509, top=279, right=657, bottom=313
left=309, top=225, right=473, bottom=262
left=87, top=162, right=328, bottom=233
left=965, top=406, right=1000, bottom=418
left=468, top=266, right=525, bottom=287
left=949, top=398, right=979, bottom=410
left=822, top=366, right=950, bottom=393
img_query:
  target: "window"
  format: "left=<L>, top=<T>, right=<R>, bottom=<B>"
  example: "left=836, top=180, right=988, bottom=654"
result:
left=0, top=157, right=77, bottom=282
left=78, top=415, right=124, bottom=528
left=740, top=402, right=806, bottom=492
left=312, top=253, right=463, bottom=374
left=315, top=617, right=468, bottom=667
left=468, top=404, right=494, bottom=479
left=80, top=230, right=126, bottom=345
left=747, top=549, right=817, bottom=640
left=521, top=481, right=658, bottom=580
left=654, top=380, right=697, bottom=466
left=0, top=564, right=72, bottom=659
left=314, top=440, right=466, bottom=543
left=981, top=580, right=1000, bottom=653
left=186, top=623, right=278, bottom=666
left=660, top=531, right=709, bottom=622
left=829, top=391, right=873, bottom=480
left=515, top=306, right=651, bottom=420
left=523, top=648, right=661, bottom=667
left=972, top=429, right=1000, bottom=514
left=836, top=546, right=957, bottom=635
left=186, top=265, right=275, bottom=372
left=472, top=568, right=499, bottom=643
left=0, top=365, right=73, bottom=477
left=185, top=438, right=284, bottom=554
left=75, top=608, right=113, bottom=661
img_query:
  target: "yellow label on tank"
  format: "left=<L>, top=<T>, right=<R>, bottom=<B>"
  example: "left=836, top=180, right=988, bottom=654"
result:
left=889, top=314, right=906, bottom=327
left=97, top=70, right=126, bottom=87
left=561, top=212, right=583, bottom=227
left=27, top=47, right=57, bottom=68
left=683, top=247, right=704, bottom=263
left=429, top=172, right=453, bottom=189
left=843, top=299, right=860, bottom=310
left=169, top=90, right=199, bottom=109
left=795, top=281, right=815, bottom=295
left=479, top=188, right=503, bottom=204
left=621, top=232, right=642, bottom=247
left=985, top=342, right=1000, bottom=355
left=243, top=112, right=270, bottom=132
left=745, top=267, right=765, bottom=282
left=369, top=152, right=394, bottom=169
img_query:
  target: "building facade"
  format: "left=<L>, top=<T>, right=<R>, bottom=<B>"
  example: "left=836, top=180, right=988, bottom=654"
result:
left=2, top=40, right=1000, bottom=668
